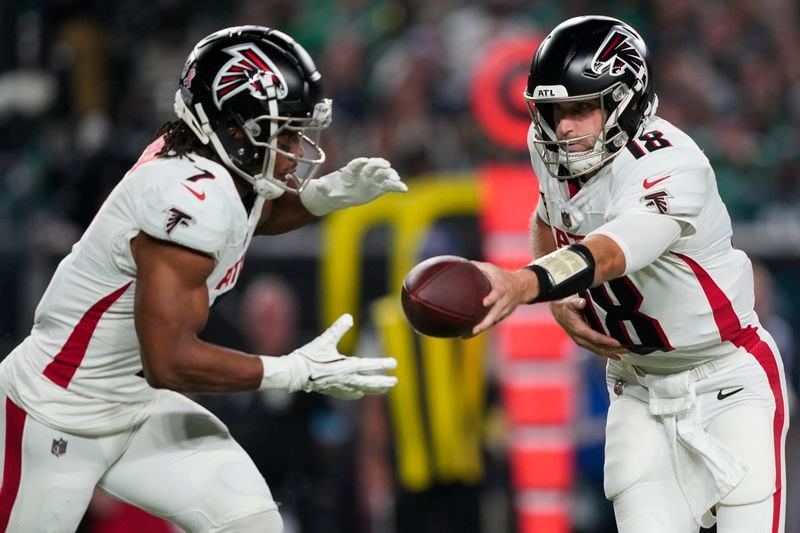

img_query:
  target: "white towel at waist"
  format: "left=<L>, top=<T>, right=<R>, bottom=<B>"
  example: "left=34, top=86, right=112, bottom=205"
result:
left=645, top=361, right=748, bottom=528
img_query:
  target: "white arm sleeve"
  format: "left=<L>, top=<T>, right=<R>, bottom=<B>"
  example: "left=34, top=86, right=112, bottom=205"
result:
left=589, top=212, right=682, bottom=276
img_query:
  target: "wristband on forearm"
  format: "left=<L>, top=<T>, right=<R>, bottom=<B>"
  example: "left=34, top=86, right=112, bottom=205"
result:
left=260, top=355, right=308, bottom=392
left=524, top=244, right=595, bottom=302
left=298, top=180, right=334, bottom=216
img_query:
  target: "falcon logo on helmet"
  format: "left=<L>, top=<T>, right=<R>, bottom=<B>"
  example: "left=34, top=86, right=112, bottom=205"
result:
left=212, top=43, right=288, bottom=109
left=586, top=28, right=647, bottom=85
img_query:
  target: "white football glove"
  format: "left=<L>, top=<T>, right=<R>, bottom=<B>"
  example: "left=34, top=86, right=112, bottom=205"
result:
left=260, top=313, right=398, bottom=400
left=299, top=157, right=408, bottom=216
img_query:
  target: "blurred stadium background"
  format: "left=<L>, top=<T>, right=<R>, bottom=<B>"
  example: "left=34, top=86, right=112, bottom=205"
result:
left=0, top=1, right=798, bottom=532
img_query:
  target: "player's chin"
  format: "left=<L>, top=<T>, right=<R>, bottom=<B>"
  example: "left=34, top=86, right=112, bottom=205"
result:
left=567, top=145, right=593, bottom=153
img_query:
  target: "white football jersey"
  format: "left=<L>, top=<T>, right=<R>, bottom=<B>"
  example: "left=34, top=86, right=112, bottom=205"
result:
left=531, top=117, right=763, bottom=372
left=0, top=138, right=262, bottom=435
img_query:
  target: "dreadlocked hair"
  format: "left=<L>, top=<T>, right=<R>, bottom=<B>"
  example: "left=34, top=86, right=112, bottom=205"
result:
left=155, top=120, right=216, bottom=160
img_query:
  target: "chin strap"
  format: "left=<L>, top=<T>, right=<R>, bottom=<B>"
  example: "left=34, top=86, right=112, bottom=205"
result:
left=252, top=82, right=283, bottom=199
left=253, top=178, right=285, bottom=199
left=174, top=90, right=210, bottom=144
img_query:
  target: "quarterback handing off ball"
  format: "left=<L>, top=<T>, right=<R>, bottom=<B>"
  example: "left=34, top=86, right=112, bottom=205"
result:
left=401, top=255, right=491, bottom=338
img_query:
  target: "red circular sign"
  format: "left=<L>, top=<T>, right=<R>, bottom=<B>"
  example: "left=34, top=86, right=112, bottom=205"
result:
left=470, top=36, right=542, bottom=151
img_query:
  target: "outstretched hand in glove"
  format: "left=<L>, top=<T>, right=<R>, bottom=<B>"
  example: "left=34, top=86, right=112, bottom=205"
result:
left=260, top=313, right=397, bottom=400
left=299, top=157, right=407, bottom=216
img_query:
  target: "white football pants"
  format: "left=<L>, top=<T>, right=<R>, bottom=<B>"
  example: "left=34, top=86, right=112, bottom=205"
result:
left=0, top=389, right=281, bottom=532
left=604, top=333, right=788, bottom=533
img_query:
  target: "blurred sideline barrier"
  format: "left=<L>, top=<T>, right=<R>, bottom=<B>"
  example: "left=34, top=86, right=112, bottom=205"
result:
left=480, top=165, right=577, bottom=533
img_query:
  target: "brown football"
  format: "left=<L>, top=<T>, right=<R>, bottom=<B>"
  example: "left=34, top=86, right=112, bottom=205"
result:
left=401, top=255, right=491, bottom=338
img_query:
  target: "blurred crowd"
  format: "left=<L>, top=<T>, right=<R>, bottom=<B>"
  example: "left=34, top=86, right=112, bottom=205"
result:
left=2, top=0, right=800, bottom=532
left=3, top=0, right=800, bottom=229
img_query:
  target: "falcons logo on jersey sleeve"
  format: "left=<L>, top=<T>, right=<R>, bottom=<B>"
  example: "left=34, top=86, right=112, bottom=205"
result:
left=641, top=190, right=672, bottom=214
left=212, top=43, right=288, bottom=109
left=164, top=207, right=195, bottom=234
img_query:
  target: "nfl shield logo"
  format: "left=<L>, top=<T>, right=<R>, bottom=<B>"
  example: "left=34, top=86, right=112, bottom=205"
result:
left=51, top=438, right=68, bottom=458
left=561, top=211, right=572, bottom=228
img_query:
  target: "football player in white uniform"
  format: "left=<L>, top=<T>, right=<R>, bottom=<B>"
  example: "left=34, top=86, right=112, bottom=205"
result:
left=0, top=26, right=406, bottom=532
left=472, top=16, right=788, bottom=533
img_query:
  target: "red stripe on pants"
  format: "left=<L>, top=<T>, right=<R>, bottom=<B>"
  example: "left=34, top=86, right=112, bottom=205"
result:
left=732, top=329, right=785, bottom=533
left=0, top=399, right=27, bottom=530
left=675, top=253, right=785, bottom=531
